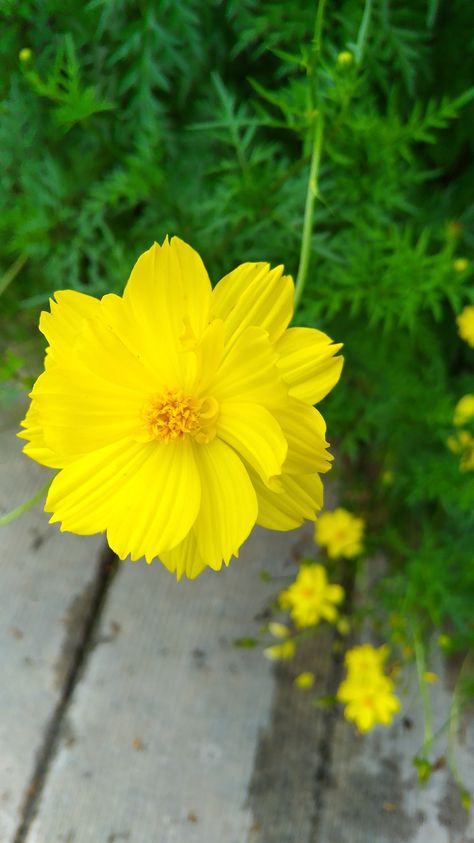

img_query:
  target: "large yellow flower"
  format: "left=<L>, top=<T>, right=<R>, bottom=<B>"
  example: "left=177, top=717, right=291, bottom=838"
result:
left=19, top=237, right=343, bottom=579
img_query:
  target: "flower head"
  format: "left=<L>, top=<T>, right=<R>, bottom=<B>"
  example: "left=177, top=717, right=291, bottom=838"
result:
left=447, top=431, right=474, bottom=472
left=453, top=395, right=474, bottom=427
left=314, top=507, right=364, bottom=558
left=457, top=305, right=474, bottom=347
left=337, top=674, right=400, bottom=733
left=337, top=643, right=400, bottom=732
left=19, top=47, right=32, bottom=62
left=279, top=562, right=344, bottom=628
left=19, top=237, right=343, bottom=579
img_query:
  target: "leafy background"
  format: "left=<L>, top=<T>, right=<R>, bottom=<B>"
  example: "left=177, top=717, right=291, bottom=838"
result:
left=0, top=0, right=473, bottom=709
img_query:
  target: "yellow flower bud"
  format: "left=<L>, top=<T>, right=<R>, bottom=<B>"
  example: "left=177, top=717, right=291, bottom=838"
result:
left=19, top=48, right=32, bottom=62
left=294, top=671, right=315, bottom=689
left=337, top=50, right=353, bottom=66
left=453, top=258, right=469, bottom=273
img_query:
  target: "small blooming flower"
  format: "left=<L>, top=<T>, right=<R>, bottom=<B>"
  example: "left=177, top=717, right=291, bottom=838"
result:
left=19, top=237, right=343, bottom=579
left=337, top=643, right=400, bottom=732
left=457, top=305, right=474, bottom=348
left=337, top=674, right=400, bottom=733
left=264, top=640, right=296, bottom=661
left=344, top=643, right=388, bottom=678
left=279, top=562, right=344, bottom=628
left=447, top=431, right=474, bottom=471
left=315, top=508, right=364, bottom=558
left=294, top=671, right=315, bottom=689
left=453, top=395, right=474, bottom=427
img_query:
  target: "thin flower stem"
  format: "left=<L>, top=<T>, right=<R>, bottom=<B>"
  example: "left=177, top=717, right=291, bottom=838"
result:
left=0, top=254, right=28, bottom=297
left=0, top=480, right=51, bottom=526
left=413, top=633, right=433, bottom=752
left=294, top=0, right=327, bottom=312
left=294, top=114, right=324, bottom=311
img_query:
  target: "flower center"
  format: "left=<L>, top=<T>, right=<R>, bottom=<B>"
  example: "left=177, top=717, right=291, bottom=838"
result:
left=143, top=389, right=219, bottom=444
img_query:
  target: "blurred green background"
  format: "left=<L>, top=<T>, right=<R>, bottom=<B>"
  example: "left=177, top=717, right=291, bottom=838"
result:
left=0, top=1, right=473, bottom=662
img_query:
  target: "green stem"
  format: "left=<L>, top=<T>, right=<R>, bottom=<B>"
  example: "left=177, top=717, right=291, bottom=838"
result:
left=294, top=113, right=324, bottom=311
left=294, top=0, right=327, bottom=312
left=413, top=633, right=433, bottom=752
left=0, top=480, right=51, bottom=526
left=0, top=254, right=28, bottom=297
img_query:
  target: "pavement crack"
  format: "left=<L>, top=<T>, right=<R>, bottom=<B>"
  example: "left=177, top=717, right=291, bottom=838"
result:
left=13, top=544, right=119, bottom=843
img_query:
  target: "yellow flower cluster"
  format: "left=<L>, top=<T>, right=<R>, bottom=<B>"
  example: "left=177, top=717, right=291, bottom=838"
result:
left=314, top=507, right=364, bottom=558
left=279, top=562, right=344, bottom=628
left=337, top=644, right=400, bottom=733
left=457, top=305, right=474, bottom=348
left=447, top=394, right=474, bottom=472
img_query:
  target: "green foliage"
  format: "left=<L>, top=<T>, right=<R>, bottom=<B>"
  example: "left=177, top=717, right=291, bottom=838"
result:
left=0, top=0, right=473, bottom=692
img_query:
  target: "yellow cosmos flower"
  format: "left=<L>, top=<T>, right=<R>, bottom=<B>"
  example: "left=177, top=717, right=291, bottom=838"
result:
left=447, top=430, right=474, bottom=471
left=337, top=643, right=400, bottom=732
left=19, top=237, right=343, bottom=579
left=344, top=643, right=388, bottom=678
left=453, top=394, right=474, bottom=427
left=314, top=507, right=364, bottom=558
left=337, top=674, right=400, bottom=733
left=457, top=305, right=474, bottom=347
left=279, top=563, right=344, bottom=628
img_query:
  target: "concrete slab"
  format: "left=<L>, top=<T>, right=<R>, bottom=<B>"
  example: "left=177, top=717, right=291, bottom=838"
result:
left=25, top=526, right=301, bottom=843
left=0, top=409, right=105, bottom=842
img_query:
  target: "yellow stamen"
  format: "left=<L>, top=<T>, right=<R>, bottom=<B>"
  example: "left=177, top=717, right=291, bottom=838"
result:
left=143, top=389, right=219, bottom=444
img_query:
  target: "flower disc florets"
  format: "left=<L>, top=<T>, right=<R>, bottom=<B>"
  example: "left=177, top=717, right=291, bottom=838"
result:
left=19, top=236, right=343, bottom=579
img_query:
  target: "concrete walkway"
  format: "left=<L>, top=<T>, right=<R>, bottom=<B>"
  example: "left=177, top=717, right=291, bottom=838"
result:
left=1, top=405, right=473, bottom=843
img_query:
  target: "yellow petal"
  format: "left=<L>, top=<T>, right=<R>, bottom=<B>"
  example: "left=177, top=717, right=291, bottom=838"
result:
left=192, top=438, right=258, bottom=570
left=275, top=399, right=333, bottom=474
left=217, top=402, right=287, bottom=486
left=276, top=327, right=343, bottom=404
left=88, top=293, right=172, bottom=392
left=106, top=439, right=201, bottom=561
left=46, top=438, right=153, bottom=535
left=122, top=238, right=211, bottom=387
left=46, top=438, right=201, bottom=564
left=212, top=262, right=294, bottom=346
left=31, top=366, right=146, bottom=461
left=159, top=531, right=207, bottom=580
left=18, top=400, right=64, bottom=468
left=253, top=470, right=324, bottom=530
left=39, top=290, right=101, bottom=365
left=211, top=326, right=287, bottom=407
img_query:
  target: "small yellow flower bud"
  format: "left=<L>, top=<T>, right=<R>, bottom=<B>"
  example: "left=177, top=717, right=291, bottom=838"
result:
left=19, top=48, right=32, bottom=62
left=438, top=634, right=451, bottom=650
left=294, top=671, right=315, bottom=689
left=268, top=621, right=290, bottom=639
left=336, top=616, right=350, bottom=636
left=263, top=640, right=296, bottom=661
left=453, top=258, right=469, bottom=273
left=337, top=51, right=353, bottom=67
left=422, top=671, right=439, bottom=684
